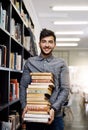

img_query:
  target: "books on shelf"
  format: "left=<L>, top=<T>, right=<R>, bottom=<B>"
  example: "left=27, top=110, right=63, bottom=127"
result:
left=10, top=52, right=22, bottom=70
left=0, top=44, right=7, bottom=67
left=9, top=79, right=19, bottom=101
left=24, top=72, right=54, bottom=123
left=0, top=111, right=20, bottom=130
left=11, top=18, right=21, bottom=43
left=0, top=3, right=8, bottom=31
left=23, top=36, right=31, bottom=51
left=0, top=0, right=37, bottom=128
left=0, top=121, right=12, bottom=130
left=9, top=111, right=20, bottom=130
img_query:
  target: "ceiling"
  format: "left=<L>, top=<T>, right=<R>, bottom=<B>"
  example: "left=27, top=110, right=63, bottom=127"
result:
left=32, top=0, right=88, bottom=50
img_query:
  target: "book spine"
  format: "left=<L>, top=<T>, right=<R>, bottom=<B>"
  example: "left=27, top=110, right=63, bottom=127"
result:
left=27, top=105, right=50, bottom=111
left=27, top=89, right=52, bottom=95
left=31, top=75, right=53, bottom=80
left=32, top=79, right=53, bottom=83
left=24, top=113, right=50, bottom=118
left=24, top=117, right=49, bottom=123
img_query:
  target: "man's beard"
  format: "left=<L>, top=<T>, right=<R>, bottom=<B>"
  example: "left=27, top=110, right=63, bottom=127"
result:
left=41, top=48, right=52, bottom=56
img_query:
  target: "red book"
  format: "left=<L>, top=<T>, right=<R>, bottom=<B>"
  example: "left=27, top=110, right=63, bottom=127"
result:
left=10, top=79, right=19, bottom=99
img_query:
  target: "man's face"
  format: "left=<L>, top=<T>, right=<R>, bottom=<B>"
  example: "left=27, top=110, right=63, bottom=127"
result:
left=39, top=36, right=56, bottom=56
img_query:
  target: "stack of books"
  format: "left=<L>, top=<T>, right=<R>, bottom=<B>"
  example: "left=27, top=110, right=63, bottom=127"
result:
left=24, top=72, right=54, bottom=123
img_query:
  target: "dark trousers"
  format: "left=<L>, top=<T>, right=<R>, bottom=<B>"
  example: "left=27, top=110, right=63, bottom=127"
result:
left=26, top=116, right=64, bottom=130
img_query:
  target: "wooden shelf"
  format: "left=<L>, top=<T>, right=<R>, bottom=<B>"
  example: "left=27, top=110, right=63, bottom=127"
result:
left=0, top=0, right=38, bottom=128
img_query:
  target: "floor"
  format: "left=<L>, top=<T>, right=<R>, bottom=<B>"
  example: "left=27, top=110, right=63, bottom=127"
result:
left=64, top=93, right=88, bottom=130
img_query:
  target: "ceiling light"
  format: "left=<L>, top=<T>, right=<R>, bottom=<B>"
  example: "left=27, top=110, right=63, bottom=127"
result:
left=56, top=43, right=78, bottom=46
left=54, top=21, right=88, bottom=25
left=55, top=31, right=83, bottom=35
left=56, top=38, right=80, bottom=41
left=52, top=6, right=88, bottom=11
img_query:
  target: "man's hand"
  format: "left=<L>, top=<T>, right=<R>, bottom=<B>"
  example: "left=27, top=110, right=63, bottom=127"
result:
left=22, top=105, right=28, bottom=119
left=48, top=108, right=55, bottom=124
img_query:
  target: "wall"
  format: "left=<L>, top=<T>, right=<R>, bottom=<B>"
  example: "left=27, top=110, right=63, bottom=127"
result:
left=69, top=50, right=88, bottom=66
left=53, top=49, right=88, bottom=66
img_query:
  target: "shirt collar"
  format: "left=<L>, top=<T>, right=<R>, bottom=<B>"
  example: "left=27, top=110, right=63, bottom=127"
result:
left=37, top=53, right=54, bottom=62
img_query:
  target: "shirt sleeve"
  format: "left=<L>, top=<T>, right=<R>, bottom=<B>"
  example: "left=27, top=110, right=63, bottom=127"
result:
left=51, top=60, right=70, bottom=111
left=19, top=61, right=31, bottom=109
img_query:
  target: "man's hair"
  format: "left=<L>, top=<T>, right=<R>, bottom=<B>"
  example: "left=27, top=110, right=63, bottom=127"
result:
left=39, top=28, right=56, bottom=42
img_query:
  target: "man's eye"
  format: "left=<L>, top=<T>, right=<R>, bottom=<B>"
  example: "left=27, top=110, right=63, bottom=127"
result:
left=49, top=41, right=54, bottom=44
left=42, top=40, right=46, bottom=43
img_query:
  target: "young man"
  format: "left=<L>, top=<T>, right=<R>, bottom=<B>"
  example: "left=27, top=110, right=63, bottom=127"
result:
left=20, top=28, right=70, bottom=130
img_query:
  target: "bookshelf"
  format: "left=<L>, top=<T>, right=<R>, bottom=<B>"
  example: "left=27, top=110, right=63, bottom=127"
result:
left=0, top=0, right=38, bottom=129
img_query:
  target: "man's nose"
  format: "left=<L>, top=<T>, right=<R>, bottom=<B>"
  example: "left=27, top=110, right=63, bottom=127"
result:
left=45, top=42, right=49, bottom=46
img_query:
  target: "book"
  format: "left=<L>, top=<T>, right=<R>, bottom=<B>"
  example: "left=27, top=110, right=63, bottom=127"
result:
left=9, top=111, right=20, bottom=130
left=30, top=72, right=54, bottom=83
left=10, top=83, right=16, bottom=101
left=28, top=83, right=54, bottom=89
left=24, top=117, right=49, bottom=123
left=17, top=54, right=21, bottom=70
left=9, top=115, right=16, bottom=130
left=1, top=9, right=6, bottom=29
left=0, top=48, right=2, bottom=66
left=24, top=72, right=54, bottom=123
left=26, top=93, right=50, bottom=99
left=11, top=18, right=15, bottom=37
left=1, top=121, right=12, bottom=130
left=24, top=113, right=50, bottom=118
left=23, top=36, right=31, bottom=51
left=32, top=79, right=54, bottom=83
left=27, top=104, right=50, bottom=111
left=30, top=72, right=53, bottom=76
left=31, top=82, right=54, bottom=86
left=27, top=87, right=52, bottom=96
left=24, top=111, right=50, bottom=123
left=26, top=111, right=49, bottom=114
left=27, top=92, right=51, bottom=99
left=15, top=23, right=21, bottom=43
left=10, top=52, right=14, bottom=69
left=27, top=100, right=51, bottom=105
left=26, top=97, right=49, bottom=102
left=0, top=45, right=7, bottom=67
left=0, top=2, right=2, bottom=25
left=10, top=52, right=21, bottom=70
left=10, top=79, right=19, bottom=100
left=31, top=75, right=53, bottom=80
